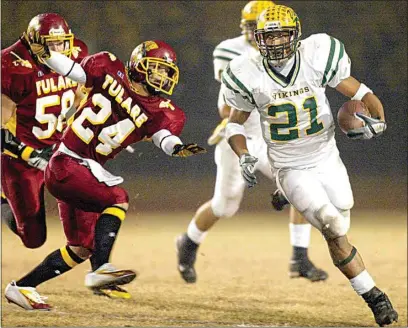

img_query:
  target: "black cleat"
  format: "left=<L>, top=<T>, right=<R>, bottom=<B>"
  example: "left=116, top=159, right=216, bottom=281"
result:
left=176, top=233, right=198, bottom=283
left=363, top=287, right=398, bottom=327
left=271, top=189, right=289, bottom=211
left=289, top=260, right=328, bottom=282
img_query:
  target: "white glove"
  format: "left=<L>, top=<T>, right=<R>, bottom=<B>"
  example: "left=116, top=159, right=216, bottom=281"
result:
left=347, top=113, right=387, bottom=140
left=239, top=153, right=258, bottom=188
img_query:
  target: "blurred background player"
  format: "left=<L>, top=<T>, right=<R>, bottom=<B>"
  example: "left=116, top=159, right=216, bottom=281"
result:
left=176, top=0, right=327, bottom=284
left=1, top=13, right=88, bottom=248
left=224, top=5, right=397, bottom=326
left=4, top=37, right=206, bottom=310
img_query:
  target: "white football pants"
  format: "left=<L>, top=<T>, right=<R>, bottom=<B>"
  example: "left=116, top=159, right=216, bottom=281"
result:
left=210, top=136, right=273, bottom=218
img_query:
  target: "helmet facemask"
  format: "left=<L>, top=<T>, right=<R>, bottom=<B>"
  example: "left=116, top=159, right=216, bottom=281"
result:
left=255, top=28, right=299, bottom=66
left=43, top=33, right=74, bottom=58
left=136, top=57, right=179, bottom=96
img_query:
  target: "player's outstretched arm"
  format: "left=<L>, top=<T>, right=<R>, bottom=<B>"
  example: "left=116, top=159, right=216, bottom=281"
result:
left=336, top=76, right=386, bottom=140
left=151, top=129, right=206, bottom=158
left=23, top=32, right=86, bottom=84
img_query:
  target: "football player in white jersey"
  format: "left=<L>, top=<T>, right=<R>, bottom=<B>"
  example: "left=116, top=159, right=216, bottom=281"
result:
left=176, top=0, right=327, bottom=285
left=224, top=5, right=397, bottom=327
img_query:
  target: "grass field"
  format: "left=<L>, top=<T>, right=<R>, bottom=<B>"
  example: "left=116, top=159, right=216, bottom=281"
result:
left=1, top=210, right=407, bottom=327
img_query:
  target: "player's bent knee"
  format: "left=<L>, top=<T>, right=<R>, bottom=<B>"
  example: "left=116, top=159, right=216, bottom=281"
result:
left=316, top=204, right=349, bottom=240
left=211, top=197, right=240, bottom=219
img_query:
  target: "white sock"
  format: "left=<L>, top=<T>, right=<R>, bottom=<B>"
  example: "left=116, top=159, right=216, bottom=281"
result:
left=350, top=270, right=376, bottom=295
left=289, top=223, right=312, bottom=248
left=187, top=220, right=208, bottom=245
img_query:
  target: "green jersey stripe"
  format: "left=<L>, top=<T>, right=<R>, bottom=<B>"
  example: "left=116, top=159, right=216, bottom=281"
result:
left=213, top=56, right=233, bottom=62
left=214, top=47, right=241, bottom=56
left=225, top=66, right=255, bottom=104
left=222, top=70, right=255, bottom=105
left=322, top=37, right=337, bottom=86
left=327, top=41, right=345, bottom=84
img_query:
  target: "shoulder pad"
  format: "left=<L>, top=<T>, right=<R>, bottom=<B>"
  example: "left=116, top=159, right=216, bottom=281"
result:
left=72, top=38, right=89, bottom=62
left=222, top=55, right=257, bottom=105
left=213, top=36, right=246, bottom=59
left=301, top=33, right=346, bottom=86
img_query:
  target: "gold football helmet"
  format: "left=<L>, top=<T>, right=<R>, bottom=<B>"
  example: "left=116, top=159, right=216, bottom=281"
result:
left=240, top=1, right=275, bottom=43
left=255, top=5, right=301, bottom=65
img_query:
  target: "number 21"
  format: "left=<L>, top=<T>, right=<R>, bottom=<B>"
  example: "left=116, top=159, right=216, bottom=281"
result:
left=268, top=96, right=324, bottom=141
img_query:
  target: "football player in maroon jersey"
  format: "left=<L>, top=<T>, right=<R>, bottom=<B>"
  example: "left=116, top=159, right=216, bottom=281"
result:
left=1, top=13, right=88, bottom=249
left=4, top=37, right=206, bottom=310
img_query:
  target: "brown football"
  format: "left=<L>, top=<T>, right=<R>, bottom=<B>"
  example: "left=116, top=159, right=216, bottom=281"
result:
left=337, top=100, right=370, bottom=134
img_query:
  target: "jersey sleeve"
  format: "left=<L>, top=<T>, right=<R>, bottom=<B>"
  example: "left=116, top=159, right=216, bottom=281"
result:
left=213, top=40, right=242, bottom=82
left=221, top=61, right=256, bottom=112
left=162, top=108, right=186, bottom=136
left=1, top=58, right=31, bottom=103
left=80, top=52, right=118, bottom=88
left=314, top=34, right=351, bottom=88
left=147, top=106, right=186, bottom=138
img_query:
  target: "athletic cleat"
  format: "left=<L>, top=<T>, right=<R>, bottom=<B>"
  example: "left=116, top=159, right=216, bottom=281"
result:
left=271, top=189, right=289, bottom=211
left=4, top=281, right=51, bottom=311
left=92, top=285, right=131, bottom=299
left=363, top=287, right=398, bottom=327
left=176, top=233, right=198, bottom=283
left=85, top=263, right=136, bottom=289
left=289, top=260, right=328, bottom=282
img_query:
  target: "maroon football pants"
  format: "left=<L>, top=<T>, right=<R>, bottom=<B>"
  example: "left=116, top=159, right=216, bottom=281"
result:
left=1, top=154, right=47, bottom=248
left=45, top=152, right=128, bottom=250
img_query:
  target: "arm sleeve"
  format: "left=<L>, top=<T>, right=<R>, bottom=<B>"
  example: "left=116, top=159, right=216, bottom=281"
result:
left=221, top=64, right=255, bottom=112
left=318, top=35, right=351, bottom=88
left=44, top=51, right=87, bottom=84
left=151, top=129, right=182, bottom=156
left=213, top=42, right=240, bottom=82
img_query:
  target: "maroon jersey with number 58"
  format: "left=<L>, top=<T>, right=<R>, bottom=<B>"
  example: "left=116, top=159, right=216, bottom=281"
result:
left=1, top=38, right=88, bottom=149
left=61, top=51, right=186, bottom=165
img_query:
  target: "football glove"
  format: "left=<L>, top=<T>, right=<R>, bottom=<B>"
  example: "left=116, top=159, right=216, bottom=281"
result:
left=239, top=153, right=258, bottom=188
left=22, top=31, right=51, bottom=60
left=1, top=129, right=52, bottom=171
left=207, top=118, right=228, bottom=146
left=172, top=143, right=207, bottom=157
left=26, top=147, right=53, bottom=171
left=347, top=113, right=387, bottom=140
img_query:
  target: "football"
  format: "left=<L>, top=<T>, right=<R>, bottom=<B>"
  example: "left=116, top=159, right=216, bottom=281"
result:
left=337, top=100, right=370, bottom=134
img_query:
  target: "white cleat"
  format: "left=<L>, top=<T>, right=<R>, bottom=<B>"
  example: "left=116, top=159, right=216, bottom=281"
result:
left=84, top=263, right=136, bottom=289
left=4, top=281, right=51, bottom=311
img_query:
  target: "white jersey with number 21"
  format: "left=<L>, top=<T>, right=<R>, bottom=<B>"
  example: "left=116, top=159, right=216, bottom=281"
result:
left=222, top=33, right=351, bottom=169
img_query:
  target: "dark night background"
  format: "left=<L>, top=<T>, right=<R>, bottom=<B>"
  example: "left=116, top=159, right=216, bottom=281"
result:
left=1, top=1, right=407, bottom=212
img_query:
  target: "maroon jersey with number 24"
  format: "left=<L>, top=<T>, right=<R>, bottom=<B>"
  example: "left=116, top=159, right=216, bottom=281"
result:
left=61, top=51, right=186, bottom=165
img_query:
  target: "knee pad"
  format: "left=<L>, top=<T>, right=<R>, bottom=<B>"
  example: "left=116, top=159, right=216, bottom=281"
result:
left=316, top=204, right=350, bottom=240
left=211, top=196, right=241, bottom=219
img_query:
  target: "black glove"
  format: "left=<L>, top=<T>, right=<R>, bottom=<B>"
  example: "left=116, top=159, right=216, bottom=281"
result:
left=347, top=113, right=387, bottom=140
left=22, top=31, right=51, bottom=60
left=172, top=143, right=207, bottom=157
